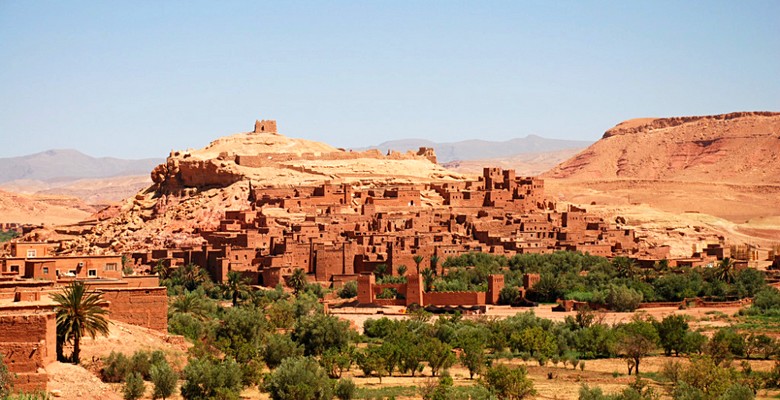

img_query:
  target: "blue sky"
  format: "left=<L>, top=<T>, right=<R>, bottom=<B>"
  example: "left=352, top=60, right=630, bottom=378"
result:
left=1, top=1, right=778, bottom=159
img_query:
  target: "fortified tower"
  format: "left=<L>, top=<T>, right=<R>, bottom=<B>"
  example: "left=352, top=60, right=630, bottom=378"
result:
left=254, top=119, right=278, bottom=134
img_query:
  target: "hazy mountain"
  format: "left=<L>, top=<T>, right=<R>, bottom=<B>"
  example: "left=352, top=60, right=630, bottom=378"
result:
left=0, top=149, right=162, bottom=183
left=358, top=135, right=593, bottom=163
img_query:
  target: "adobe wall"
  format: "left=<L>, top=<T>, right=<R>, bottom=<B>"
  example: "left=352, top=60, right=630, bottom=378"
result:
left=423, top=291, right=486, bottom=306
left=101, top=287, right=168, bottom=332
left=0, top=312, right=56, bottom=392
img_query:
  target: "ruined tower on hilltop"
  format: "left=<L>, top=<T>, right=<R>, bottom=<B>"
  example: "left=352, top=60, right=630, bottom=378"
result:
left=254, top=119, right=278, bottom=134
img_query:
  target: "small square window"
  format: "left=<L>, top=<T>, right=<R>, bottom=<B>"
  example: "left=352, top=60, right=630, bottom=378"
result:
left=42, top=267, right=49, bottom=274
left=26, top=249, right=37, bottom=258
left=88, top=269, right=97, bottom=277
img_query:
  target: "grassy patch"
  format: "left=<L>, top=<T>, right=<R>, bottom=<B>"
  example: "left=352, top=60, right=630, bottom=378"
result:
left=734, top=314, right=780, bottom=333
left=355, top=385, right=419, bottom=398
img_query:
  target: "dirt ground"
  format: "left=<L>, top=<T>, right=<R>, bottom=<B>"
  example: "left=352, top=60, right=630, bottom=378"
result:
left=47, top=320, right=191, bottom=400
left=330, top=304, right=744, bottom=334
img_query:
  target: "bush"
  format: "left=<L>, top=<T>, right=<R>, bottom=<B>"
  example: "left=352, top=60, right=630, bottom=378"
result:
left=601, top=285, right=643, bottom=312
left=263, top=356, right=334, bottom=400
left=150, top=361, right=178, bottom=400
left=262, top=334, right=304, bottom=370
left=123, top=372, right=145, bottom=400
left=498, top=286, right=520, bottom=305
left=293, top=314, right=353, bottom=356
left=168, top=312, right=207, bottom=340
left=480, top=364, right=535, bottom=399
left=338, top=281, right=358, bottom=299
left=180, top=357, right=243, bottom=400
left=102, top=351, right=132, bottom=383
left=334, top=378, right=356, bottom=400
left=752, top=287, right=780, bottom=313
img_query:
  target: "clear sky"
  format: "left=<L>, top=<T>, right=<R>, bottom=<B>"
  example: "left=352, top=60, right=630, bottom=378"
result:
left=1, top=1, right=778, bottom=159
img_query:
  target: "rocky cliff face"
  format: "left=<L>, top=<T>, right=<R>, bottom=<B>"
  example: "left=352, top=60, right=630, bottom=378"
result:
left=545, top=112, right=780, bottom=183
left=63, top=122, right=464, bottom=253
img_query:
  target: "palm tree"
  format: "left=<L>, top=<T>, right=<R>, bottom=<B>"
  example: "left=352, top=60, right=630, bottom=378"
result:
left=413, top=255, right=425, bottom=273
left=716, top=258, right=737, bottom=283
left=612, top=257, right=638, bottom=279
left=221, top=270, right=250, bottom=306
left=53, top=281, right=110, bottom=364
left=397, top=265, right=408, bottom=277
left=171, top=290, right=212, bottom=320
left=421, top=268, right=435, bottom=292
left=154, top=260, right=172, bottom=280
left=373, top=264, right=388, bottom=278
left=429, top=255, right=440, bottom=275
left=287, top=268, right=307, bottom=294
left=172, top=263, right=210, bottom=291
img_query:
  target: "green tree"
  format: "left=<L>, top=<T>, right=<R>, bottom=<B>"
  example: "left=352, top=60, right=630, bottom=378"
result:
left=480, top=364, right=536, bottom=400
left=397, top=265, right=408, bottom=277
left=53, top=281, right=110, bottom=363
left=262, top=333, right=304, bottom=370
left=616, top=317, right=659, bottom=375
left=320, top=347, right=355, bottom=379
left=655, top=315, right=689, bottom=356
left=356, top=346, right=388, bottom=383
left=123, top=372, right=145, bottom=400
left=180, top=357, right=243, bottom=400
left=150, top=361, right=178, bottom=400
left=292, top=313, right=352, bottom=356
left=425, top=339, right=456, bottom=377
left=263, top=356, right=334, bottom=400
left=459, top=339, right=486, bottom=379
left=221, top=270, right=251, bottom=307
left=510, top=326, right=557, bottom=359
left=287, top=268, right=307, bottom=294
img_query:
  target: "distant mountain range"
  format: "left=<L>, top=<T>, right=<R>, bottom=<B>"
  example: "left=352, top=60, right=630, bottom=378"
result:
left=357, top=135, right=593, bottom=163
left=0, top=149, right=162, bottom=183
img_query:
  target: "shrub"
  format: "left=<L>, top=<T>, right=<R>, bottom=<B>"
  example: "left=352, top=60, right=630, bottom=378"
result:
left=602, top=285, right=643, bottom=312
left=123, top=372, right=145, bottom=400
left=180, top=357, right=243, bottom=400
left=262, top=334, right=304, bottom=370
left=480, top=364, right=536, bottom=399
left=334, top=378, right=356, bottom=400
left=498, top=286, right=520, bottom=305
left=102, top=351, right=132, bottom=383
left=338, top=281, right=358, bottom=299
left=150, top=361, right=178, bottom=400
left=293, top=313, right=353, bottom=356
left=263, top=356, right=334, bottom=400
left=168, top=312, right=207, bottom=340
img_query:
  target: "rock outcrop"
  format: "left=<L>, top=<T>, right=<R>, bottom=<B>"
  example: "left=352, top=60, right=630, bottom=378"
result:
left=545, top=111, right=780, bottom=183
left=68, top=120, right=464, bottom=253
